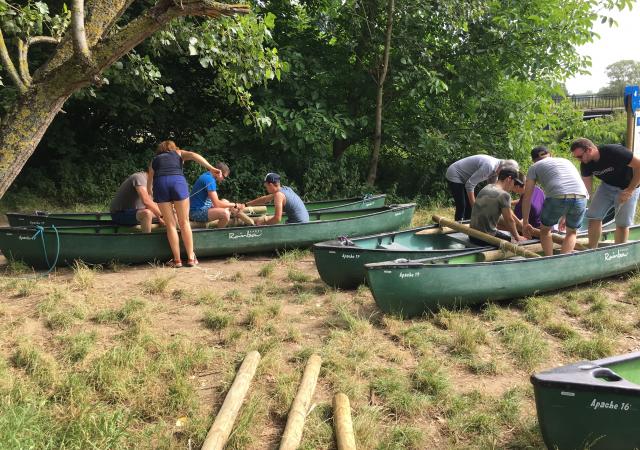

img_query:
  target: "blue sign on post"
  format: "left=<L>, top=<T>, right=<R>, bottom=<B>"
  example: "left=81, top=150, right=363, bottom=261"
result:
left=625, top=85, right=640, bottom=113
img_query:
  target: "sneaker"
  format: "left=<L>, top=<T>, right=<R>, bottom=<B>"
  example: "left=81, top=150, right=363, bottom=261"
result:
left=185, top=254, right=199, bottom=267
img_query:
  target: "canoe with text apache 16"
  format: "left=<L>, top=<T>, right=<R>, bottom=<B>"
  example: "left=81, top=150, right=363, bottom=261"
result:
left=365, top=224, right=640, bottom=317
left=531, top=351, right=640, bottom=450
left=5, top=194, right=387, bottom=227
left=312, top=207, right=616, bottom=290
left=0, top=204, right=414, bottom=269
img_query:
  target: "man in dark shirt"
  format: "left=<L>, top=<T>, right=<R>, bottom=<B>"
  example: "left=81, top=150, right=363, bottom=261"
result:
left=570, top=138, right=640, bottom=247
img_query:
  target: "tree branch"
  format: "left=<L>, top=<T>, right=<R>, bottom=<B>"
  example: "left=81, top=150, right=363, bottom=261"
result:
left=72, top=0, right=93, bottom=64
left=17, top=39, right=32, bottom=87
left=0, top=28, right=27, bottom=94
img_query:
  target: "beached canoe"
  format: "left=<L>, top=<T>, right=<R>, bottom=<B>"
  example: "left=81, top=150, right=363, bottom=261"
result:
left=0, top=204, right=414, bottom=269
left=313, top=227, right=494, bottom=289
left=532, top=351, right=640, bottom=450
left=313, top=207, right=616, bottom=290
left=365, top=224, right=640, bottom=317
left=5, top=194, right=387, bottom=227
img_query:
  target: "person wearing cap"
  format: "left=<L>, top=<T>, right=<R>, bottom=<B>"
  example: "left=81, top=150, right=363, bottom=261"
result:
left=245, top=173, right=309, bottom=225
left=570, top=138, right=640, bottom=247
left=522, top=146, right=588, bottom=256
left=445, top=155, right=519, bottom=221
left=469, top=167, right=526, bottom=245
left=189, top=162, right=246, bottom=227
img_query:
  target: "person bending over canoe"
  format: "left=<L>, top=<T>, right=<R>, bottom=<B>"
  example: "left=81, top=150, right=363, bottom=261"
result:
left=522, top=147, right=588, bottom=256
left=513, top=170, right=545, bottom=229
left=189, top=162, right=246, bottom=228
left=445, top=155, right=519, bottom=221
left=245, top=173, right=309, bottom=225
left=570, top=138, right=640, bottom=248
left=469, top=167, right=526, bottom=245
left=148, top=140, right=222, bottom=268
left=110, top=172, right=165, bottom=233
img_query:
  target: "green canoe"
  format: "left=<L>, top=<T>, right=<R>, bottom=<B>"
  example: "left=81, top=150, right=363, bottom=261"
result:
left=365, top=225, right=640, bottom=317
left=0, top=204, right=414, bottom=269
left=313, top=207, right=616, bottom=290
left=532, top=351, right=640, bottom=450
left=5, top=194, right=386, bottom=227
left=313, top=227, right=494, bottom=289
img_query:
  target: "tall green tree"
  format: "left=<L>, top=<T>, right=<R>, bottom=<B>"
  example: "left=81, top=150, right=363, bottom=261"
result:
left=599, top=59, right=640, bottom=95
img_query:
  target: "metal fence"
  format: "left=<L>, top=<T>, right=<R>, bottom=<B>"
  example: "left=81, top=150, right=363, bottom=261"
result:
left=553, top=94, right=625, bottom=110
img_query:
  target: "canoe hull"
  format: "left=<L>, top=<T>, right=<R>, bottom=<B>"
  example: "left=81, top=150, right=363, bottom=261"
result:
left=366, top=227, right=640, bottom=317
left=0, top=204, right=414, bottom=268
left=313, top=226, right=490, bottom=289
left=532, top=352, right=640, bottom=450
left=5, top=195, right=386, bottom=227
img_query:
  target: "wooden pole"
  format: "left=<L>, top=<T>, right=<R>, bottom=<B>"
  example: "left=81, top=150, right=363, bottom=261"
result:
left=414, top=225, right=456, bottom=236
left=514, top=220, right=586, bottom=251
left=432, top=215, right=540, bottom=259
left=201, top=351, right=261, bottom=450
left=279, top=354, right=323, bottom=450
left=627, top=93, right=635, bottom=151
left=244, top=205, right=267, bottom=215
left=333, top=393, right=356, bottom=450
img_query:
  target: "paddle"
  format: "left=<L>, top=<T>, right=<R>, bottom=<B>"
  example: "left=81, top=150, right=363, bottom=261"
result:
left=432, top=215, right=541, bottom=259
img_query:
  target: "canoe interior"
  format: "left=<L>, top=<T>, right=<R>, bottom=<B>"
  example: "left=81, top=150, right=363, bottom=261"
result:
left=343, top=231, right=474, bottom=251
left=604, top=357, right=640, bottom=385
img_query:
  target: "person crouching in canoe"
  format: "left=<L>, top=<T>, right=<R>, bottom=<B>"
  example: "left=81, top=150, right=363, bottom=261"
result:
left=110, top=172, right=165, bottom=233
left=189, top=162, right=246, bottom=228
left=521, top=147, right=588, bottom=256
left=245, top=173, right=309, bottom=225
left=469, top=167, right=526, bottom=246
left=148, top=140, right=222, bottom=268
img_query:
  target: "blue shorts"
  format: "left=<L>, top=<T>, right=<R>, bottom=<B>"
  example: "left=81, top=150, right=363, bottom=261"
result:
left=541, top=197, right=587, bottom=230
left=111, top=209, right=139, bottom=226
left=189, top=207, right=209, bottom=223
left=153, top=175, right=189, bottom=203
left=587, top=182, right=640, bottom=228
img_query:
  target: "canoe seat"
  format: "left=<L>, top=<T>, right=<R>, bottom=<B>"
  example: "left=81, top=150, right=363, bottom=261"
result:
left=377, top=242, right=411, bottom=251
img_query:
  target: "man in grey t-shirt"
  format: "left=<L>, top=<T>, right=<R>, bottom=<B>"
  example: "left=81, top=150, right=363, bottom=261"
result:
left=110, top=172, right=164, bottom=232
left=522, top=147, right=587, bottom=256
left=470, top=167, right=525, bottom=244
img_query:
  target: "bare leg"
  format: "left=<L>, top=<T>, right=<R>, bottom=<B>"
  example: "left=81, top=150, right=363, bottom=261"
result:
left=540, top=225, right=554, bottom=256
left=173, top=199, right=193, bottom=259
left=561, top=228, right=578, bottom=254
left=207, top=207, right=231, bottom=228
left=136, top=209, right=154, bottom=233
left=588, top=219, right=602, bottom=249
left=158, top=202, right=181, bottom=261
left=615, top=226, right=629, bottom=244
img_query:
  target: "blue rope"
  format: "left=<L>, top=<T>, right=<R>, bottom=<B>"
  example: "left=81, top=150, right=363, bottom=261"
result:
left=29, top=225, right=60, bottom=274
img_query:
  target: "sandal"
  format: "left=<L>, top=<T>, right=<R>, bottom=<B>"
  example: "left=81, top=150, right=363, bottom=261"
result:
left=185, top=254, right=199, bottom=267
left=167, top=259, right=183, bottom=268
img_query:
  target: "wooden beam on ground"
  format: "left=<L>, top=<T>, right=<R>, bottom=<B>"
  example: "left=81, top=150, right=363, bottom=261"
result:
left=333, top=393, right=356, bottom=450
left=279, top=354, right=322, bottom=450
left=432, top=215, right=540, bottom=259
left=201, top=351, right=261, bottom=450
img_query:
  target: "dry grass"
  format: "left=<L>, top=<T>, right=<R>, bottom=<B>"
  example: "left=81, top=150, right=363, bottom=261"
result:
left=1, top=205, right=640, bottom=449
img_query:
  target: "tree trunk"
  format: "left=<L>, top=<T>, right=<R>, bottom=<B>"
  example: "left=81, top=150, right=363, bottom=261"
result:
left=366, top=0, right=394, bottom=185
left=0, top=84, right=71, bottom=197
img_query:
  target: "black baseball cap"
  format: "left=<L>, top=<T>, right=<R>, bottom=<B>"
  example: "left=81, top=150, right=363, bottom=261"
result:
left=264, top=172, right=281, bottom=184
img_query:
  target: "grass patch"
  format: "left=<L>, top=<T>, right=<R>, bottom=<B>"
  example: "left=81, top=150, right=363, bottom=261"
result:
left=287, top=267, right=312, bottom=283
left=258, top=261, right=275, bottom=278
left=72, top=260, right=99, bottom=289
left=94, top=298, right=147, bottom=326
left=141, top=273, right=174, bottom=294
left=411, top=357, right=450, bottom=397
left=58, top=331, right=97, bottom=362
left=370, top=368, right=428, bottom=417
left=497, top=320, right=548, bottom=370
left=277, top=248, right=311, bottom=265
left=564, top=333, right=614, bottom=359
left=202, top=310, right=232, bottom=331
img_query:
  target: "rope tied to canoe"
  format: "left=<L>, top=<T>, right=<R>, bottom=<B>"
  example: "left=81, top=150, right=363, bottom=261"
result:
left=29, top=225, right=60, bottom=274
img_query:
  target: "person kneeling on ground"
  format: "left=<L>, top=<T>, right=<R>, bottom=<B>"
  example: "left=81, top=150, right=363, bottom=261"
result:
left=521, top=146, right=588, bottom=256
left=189, top=162, right=245, bottom=228
left=245, top=173, right=309, bottom=225
left=470, top=168, right=526, bottom=245
left=110, top=172, right=164, bottom=233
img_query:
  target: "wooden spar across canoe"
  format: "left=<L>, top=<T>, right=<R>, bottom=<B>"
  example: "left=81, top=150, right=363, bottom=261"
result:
left=432, top=215, right=540, bottom=259
left=0, top=204, right=415, bottom=269
left=313, top=224, right=494, bottom=289
left=5, top=194, right=387, bottom=228
left=365, top=224, right=640, bottom=317
left=531, top=351, right=640, bottom=450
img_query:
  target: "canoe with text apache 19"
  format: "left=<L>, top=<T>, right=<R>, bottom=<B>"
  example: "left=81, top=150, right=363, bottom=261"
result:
left=0, top=204, right=414, bottom=269
left=5, top=194, right=387, bottom=227
left=365, top=224, right=640, bottom=317
left=531, top=351, right=640, bottom=450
